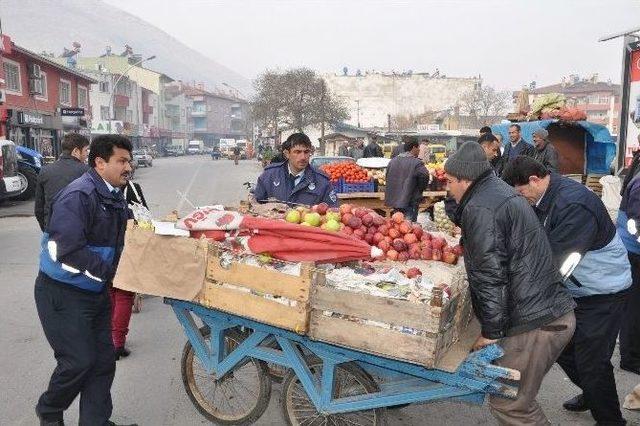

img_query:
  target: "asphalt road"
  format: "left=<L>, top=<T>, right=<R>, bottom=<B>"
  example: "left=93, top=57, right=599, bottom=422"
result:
left=1, top=156, right=639, bottom=425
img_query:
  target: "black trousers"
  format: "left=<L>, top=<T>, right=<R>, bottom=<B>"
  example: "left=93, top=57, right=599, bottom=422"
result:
left=620, top=252, right=640, bottom=369
left=34, top=273, right=115, bottom=425
left=556, top=290, right=628, bottom=425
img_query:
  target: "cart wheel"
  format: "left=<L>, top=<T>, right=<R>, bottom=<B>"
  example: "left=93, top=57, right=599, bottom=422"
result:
left=181, top=326, right=272, bottom=425
left=281, top=359, right=386, bottom=426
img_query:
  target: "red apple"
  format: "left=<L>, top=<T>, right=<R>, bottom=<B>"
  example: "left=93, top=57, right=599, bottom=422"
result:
left=388, top=228, right=400, bottom=239
left=431, top=237, right=445, bottom=250
left=392, top=239, right=408, bottom=252
left=378, top=224, right=390, bottom=236
left=421, top=247, right=433, bottom=260
left=354, top=229, right=365, bottom=239
left=378, top=240, right=391, bottom=251
left=391, top=211, right=405, bottom=224
left=373, top=232, right=385, bottom=244
left=316, top=203, right=329, bottom=215
left=384, top=235, right=393, bottom=243
left=421, top=240, right=433, bottom=250
left=409, top=245, right=421, bottom=260
left=372, top=215, right=386, bottom=226
left=452, top=244, right=464, bottom=256
left=364, top=234, right=374, bottom=245
left=420, top=233, right=432, bottom=242
left=353, top=208, right=367, bottom=219
left=398, top=251, right=410, bottom=262
left=341, top=213, right=354, bottom=225
left=411, top=225, right=424, bottom=239
left=342, top=226, right=354, bottom=235
left=432, top=249, right=442, bottom=261
left=339, top=204, right=353, bottom=215
left=386, top=249, right=399, bottom=261
left=362, top=213, right=374, bottom=226
left=347, top=216, right=363, bottom=229
left=403, top=233, right=418, bottom=244
left=443, top=251, right=458, bottom=265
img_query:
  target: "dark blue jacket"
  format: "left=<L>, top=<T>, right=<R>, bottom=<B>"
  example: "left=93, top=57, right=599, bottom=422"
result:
left=39, top=168, right=130, bottom=293
left=535, top=173, right=630, bottom=297
left=254, top=161, right=338, bottom=207
left=618, top=173, right=640, bottom=255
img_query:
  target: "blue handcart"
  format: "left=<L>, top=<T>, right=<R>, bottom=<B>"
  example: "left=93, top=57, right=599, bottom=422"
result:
left=166, top=298, right=519, bottom=425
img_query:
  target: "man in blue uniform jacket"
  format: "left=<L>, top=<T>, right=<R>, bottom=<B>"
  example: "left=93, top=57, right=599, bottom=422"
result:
left=34, top=135, right=135, bottom=426
left=253, top=133, right=338, bottom=207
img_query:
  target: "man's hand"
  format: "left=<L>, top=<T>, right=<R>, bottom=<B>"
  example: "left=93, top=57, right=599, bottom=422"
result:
left=472, top=335, right=498, bottom=352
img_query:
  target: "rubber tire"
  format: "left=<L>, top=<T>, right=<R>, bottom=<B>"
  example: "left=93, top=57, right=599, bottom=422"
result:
left=281, top=358, right=386, bottom=426
left=181, top=326, right=272, bottom=425
left=15, top=166, right=37, bottom=200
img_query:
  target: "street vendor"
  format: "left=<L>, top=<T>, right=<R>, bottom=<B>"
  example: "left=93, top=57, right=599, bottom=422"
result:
left=253, top=132, right=338, bottom=207
left=444, top=142, right=576, bottom=425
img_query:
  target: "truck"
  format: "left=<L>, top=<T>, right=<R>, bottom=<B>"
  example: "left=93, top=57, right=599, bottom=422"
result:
left=187, top=140, right=204, bottom=155
left=219, top=138, right=236, bottom=158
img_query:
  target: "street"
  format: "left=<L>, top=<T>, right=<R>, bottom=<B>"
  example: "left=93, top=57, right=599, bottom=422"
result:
left=1, top=156, right=639, bottom=425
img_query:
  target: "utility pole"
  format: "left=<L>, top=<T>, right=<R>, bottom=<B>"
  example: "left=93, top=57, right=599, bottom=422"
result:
left=355, top=99, right=360, bottom=128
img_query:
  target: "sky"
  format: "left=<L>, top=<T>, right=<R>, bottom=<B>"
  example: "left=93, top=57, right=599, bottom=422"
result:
left=102, top=0, right=640, bottom=91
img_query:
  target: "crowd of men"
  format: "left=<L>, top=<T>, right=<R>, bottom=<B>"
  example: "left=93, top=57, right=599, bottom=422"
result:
left=30, top=126, right=640, bottom=425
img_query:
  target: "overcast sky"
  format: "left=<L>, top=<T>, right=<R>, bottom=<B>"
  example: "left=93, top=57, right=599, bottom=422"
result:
left=103, top=0, right=639, bottom=90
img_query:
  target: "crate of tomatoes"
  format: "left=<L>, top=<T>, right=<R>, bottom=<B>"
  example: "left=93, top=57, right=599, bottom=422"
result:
left=320, top=162, right=375, bottom=193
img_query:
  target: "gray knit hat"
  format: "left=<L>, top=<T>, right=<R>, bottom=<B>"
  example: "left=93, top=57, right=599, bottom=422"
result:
left=444, top=141, right=492, bottom=181
left=533, top=128, right=549, bottom=138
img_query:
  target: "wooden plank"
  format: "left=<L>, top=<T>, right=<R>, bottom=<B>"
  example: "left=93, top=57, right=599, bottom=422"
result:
left=197, top=282, right=309, bottom=332
left=338, top=192, right=384, bottom=200
left=310, top=312, right=439, bottom=367
left=434, top=317, right=479, bottom=372
left=206, top=255, right=311, bottom=302
left=312, top=285, right=448, bottom=332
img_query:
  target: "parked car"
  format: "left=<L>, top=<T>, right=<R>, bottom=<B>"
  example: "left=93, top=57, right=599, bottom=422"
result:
left=133, top=149, right=153, bottom=167
left=309, top=156, right=355, bottom=169
left=0, top=140, right=23, bottom=202
left=211, top=147, right=221, bottom=160
left=15, top=145, right=43, bottom=200
left=164, top=146, right=184, bottom=157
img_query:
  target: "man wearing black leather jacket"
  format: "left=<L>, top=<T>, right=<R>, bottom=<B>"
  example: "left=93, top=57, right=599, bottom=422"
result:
left=444, top=142, right=576, bottom=425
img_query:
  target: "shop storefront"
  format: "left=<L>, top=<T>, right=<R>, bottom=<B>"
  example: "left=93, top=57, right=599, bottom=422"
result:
left=6, top=109, right=62, bottom=157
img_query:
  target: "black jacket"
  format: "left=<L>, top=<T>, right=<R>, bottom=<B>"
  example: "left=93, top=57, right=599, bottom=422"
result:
left=384, top=153, right=430, bottom=208
left=532, top=142, right=559, bottom=173
left=454, top=171, right=575, bottom=339
left=502, top=139, right=535, bottom=165
left=363, top=142, right=383, bottom=158
left=34, top=155, right=89, bottom=232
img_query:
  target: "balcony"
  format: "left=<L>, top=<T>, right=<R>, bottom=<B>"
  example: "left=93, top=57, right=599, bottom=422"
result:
left=114, top=94, right=129, bottom=108
left=165, top=105, right=180, bottom=118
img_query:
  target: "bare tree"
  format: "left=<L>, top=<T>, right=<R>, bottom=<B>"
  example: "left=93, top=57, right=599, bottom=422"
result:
left=460, top=86, right=510, bottom=125
left=251, top=68, right=349, bottom=152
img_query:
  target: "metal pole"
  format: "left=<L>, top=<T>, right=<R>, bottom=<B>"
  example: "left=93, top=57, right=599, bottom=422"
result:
left=108, top=55, right=156, bottom=134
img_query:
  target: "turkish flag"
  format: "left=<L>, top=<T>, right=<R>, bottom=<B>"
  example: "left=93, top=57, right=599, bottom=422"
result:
left=631, top=49, right=640, bottom=82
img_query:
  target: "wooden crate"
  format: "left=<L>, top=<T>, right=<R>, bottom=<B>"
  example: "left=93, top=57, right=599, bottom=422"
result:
left=309, top=277, right=472, bottom=368
left=585, top=174, right=605, bottom=197
left=195, top=244, right=313, bottom=333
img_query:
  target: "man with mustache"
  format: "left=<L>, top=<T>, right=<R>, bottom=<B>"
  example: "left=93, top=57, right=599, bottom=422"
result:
left=34, top=135, right=136, bottom=426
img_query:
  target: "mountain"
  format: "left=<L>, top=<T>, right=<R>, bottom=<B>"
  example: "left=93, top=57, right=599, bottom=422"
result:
left=0, top=0, right=252, bottom=95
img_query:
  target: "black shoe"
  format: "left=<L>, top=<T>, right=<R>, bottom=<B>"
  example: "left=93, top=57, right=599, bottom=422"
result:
left=562, top=394, right=589, bottom=412
left=620, top=362, right=640, bottom=375
left=107, top=421, right=138, bottom=426
left=115, top=347, right=131, bottom=360
left=39, top=419, right=64, bottom=426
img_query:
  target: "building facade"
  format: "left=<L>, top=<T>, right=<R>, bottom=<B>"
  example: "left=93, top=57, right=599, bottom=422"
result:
left=527, top=75, right=622, bottom=134
left=0, top=35, right=96, bottom=156
left=322, top=71, right=481, bottom=130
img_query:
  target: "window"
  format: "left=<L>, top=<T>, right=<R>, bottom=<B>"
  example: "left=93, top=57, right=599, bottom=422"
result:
left=599, top=96, right=610, bottom=104
left=125, top=110, right=133, bottom=123
left=78, top=86, right=88, bottom=108
left=100, top=106, right=110, bottom=120
left=59, top=79, right=71, bottom=105
left=35, top=72, right=48, bottom=100
left=99, top=81, right=110, bottom=92
left=3, top=59, right=21, bottom=94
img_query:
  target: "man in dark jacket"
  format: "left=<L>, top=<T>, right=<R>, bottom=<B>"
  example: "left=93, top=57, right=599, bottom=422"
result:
left=363, top=136, right=383, bottom=158
left=503, top=123, right=535, bottom=165
left=34, top=133, right=90, bottom=231
left=35, top=135, right=134, bottom=426
left=531, top=128, right=559, bottom=172
left=444, top=142, right=576, bottom=425
left=384, top=139, right=430, bottom=222
left=618, top=172, right=640, bottom=376
left=503, top=156, right=631, bottom=425
left=254, top=133, right=338, bottom=207
left=390, top=142, right=404, bottom=158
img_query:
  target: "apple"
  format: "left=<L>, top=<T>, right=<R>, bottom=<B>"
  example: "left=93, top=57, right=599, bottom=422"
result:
left=392, top=238, right=408, bottom=252
left=325, top=219, right=341, bottom=232
left=403, top=233, right=418, bottom=244
left=353, top=229, right=365, bottom=239
left=378, top=240, right=391, bottom=251
left=347, top=216, right=363, bottom=229
left=353, top=208, right=367, bottom=219
left=378, top=225, right=390, bottom=236
left=342, top=226, right=354, bottom=235
left=300, top=222, right=313, bottom=227
left=386, top=249, right=399, bottom=261
left=388, top=228, right=400, bottom=239
left=431, top=237, right=446, bottom=250
left=341, top=213, right=354, bottom=225
left=315, top=202, right=329, bottom=215
left=399, top=221, right=412, bottom=235
left=421, top=240, right=433, bottom=250
left=303, top=212, right=322, bottom=227
left=443, top=251, right=458, bottom=265
left=432, top=249, right=442, bottom=261
left=285, top=209, right=301, bottom=224
left=339, top=204, right=353, bottom=215
left=391, top=211, right=405, bottom=224
left=411, top=225, right=424, bottom=239
left=364, top=234, right=374, bottom=244
left=359, top=226, right=368, bottom=235
left=362, top=213, right=374, bottom=226
left=406, top=267, right=422, bottom=278
left=452, top=244, right=464, bottom=256
left=398, top=251, right=410, bottom=262
left=326, top=211, right=341, bottom=222
left=373, top=232, right=385, bottom=244
left=421, top=247, right=433, bottom=260
left=384, top=235, right=393, bottom=243
left=372, top=215, right=386, bottom=226
left=420, top=233, right=432, bottom=242
left=409, top=245, right=421, bottom=260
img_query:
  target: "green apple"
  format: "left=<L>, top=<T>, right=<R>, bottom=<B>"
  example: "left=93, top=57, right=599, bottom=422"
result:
left=285, top=209, right=302, bottom=223
left=325, top=219, right=341, bottom=232
left=303, top=212, right=322, bottom=227
left=325, top=211, right=341, bottom=222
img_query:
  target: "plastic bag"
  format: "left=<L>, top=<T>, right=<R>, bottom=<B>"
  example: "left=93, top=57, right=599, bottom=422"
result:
left=600, top=175, right=622, bottom=222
